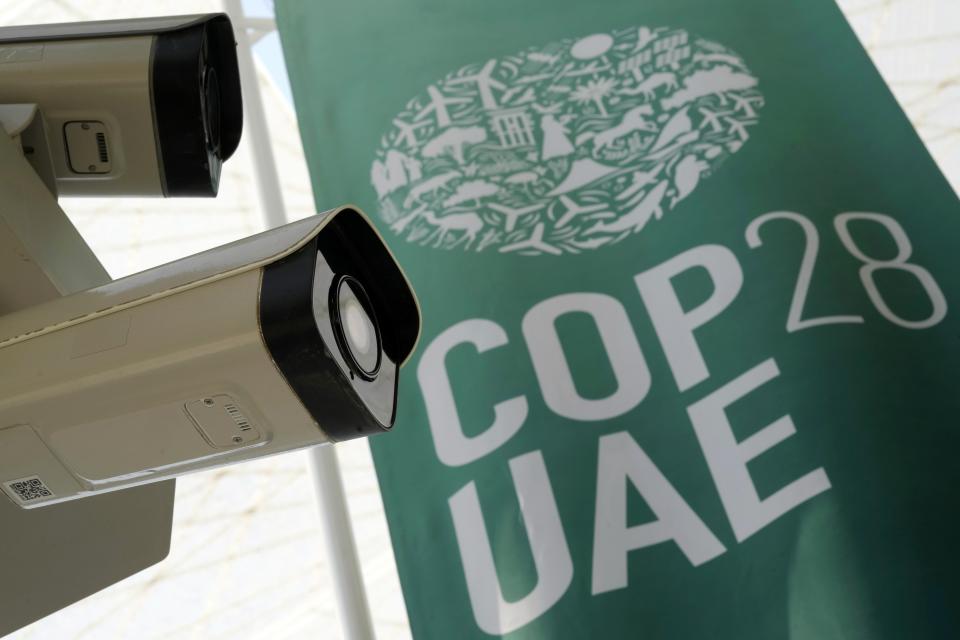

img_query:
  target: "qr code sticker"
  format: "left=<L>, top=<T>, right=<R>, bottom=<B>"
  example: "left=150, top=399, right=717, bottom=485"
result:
left=6, top=476, right=53, bottom=503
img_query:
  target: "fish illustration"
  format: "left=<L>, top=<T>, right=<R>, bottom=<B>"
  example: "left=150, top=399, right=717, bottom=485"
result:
left=670, top=155, right=709, bottom=207
left=587, top=181, right=669, bottom=234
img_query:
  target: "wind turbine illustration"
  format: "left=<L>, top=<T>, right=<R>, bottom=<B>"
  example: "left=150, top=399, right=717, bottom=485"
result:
left=552, top=195, right=610, bottom=228
left=499, top=222, right=562, bottom=255
left=415, top=85, right=472, bottom=128
left=487, top=202, right=545, bottom=232
left=392, top=117, right=433, bottom=148
left=729, top=93, right=763, bottom=119
left=447, top=60, right=506, bottom=110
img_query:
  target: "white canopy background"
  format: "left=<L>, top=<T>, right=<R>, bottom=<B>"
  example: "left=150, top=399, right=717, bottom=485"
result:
left=0, top=0, right=956, bottom=638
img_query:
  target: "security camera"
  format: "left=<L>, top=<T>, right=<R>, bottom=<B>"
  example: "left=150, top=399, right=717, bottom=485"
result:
left=0, top=14, right=242, bottom=197
left=0, top=206, right=421, bottom=509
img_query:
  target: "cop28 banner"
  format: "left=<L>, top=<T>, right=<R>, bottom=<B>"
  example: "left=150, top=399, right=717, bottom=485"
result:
left=277, top=0, right=960, bottom=636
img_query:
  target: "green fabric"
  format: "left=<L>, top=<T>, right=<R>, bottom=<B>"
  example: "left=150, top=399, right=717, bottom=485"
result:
left=277, top=0, right=960, bottom=637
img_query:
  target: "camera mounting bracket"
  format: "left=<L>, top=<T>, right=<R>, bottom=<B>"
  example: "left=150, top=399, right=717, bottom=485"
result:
left=0, top=119, right=175, bottom=637
left=0, top=103, right=57, bottom=196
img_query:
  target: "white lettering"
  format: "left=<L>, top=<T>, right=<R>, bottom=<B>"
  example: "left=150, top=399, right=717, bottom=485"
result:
left=635, top=245, right=743, bottom=392
left=449, top=451, right=573, bottom=635
left=418, top=319, right=528, bottom=466
left=523, top=293, right=651, bottom=421
left=591, top=431, right=725, bottom=594
left=687, top=358, right=831, bottom=542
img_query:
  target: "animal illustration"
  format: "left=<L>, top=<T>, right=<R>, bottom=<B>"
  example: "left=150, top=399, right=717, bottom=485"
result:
left=616, top=163, right=665, bottom=202
left=590, top=105, right=657, bottom=150
left=421, top=210, right=485, bottom=248
left=371, top=149, right=422, bottom=198
left=620, top=72, right=678, bottom=100
left=632, top=26, right=664, bottom=52
left=587, top=181, right=669, bottom=234
left=650, top=107, right=692, bottom=152
left=527, top=51, right=560, bottom=66
left=403, top=171, right=461, bottom=207
left=443, top=179, right=500, bottom=208
left=422, top=126, right=488, bottom=164
left=647, top=130, right=701, bottom=161
left=568, top=236, right=612, bottom=251
left=661, top=66, right=759, bottom=110
left=693, top=52, right=745, bottom=68
left=504, top=170, right=543, bottom=186
left=390, top=205, right=428, bottom=234
left=670, top=154, right=709, bottom=207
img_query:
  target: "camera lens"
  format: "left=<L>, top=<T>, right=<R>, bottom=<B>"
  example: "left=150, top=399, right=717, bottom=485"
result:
left=331, top=276, right=382, bottom=379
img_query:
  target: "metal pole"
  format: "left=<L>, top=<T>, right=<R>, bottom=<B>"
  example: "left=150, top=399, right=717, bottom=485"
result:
left=223, top=0, right=287, bottom=230
left=308, top=446, right=377, bottom=640
left=221, top=3, right=377, bottom=639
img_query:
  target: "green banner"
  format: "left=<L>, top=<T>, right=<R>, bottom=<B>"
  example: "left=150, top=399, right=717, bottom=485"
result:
left=277, top=0, right=960, bottom=637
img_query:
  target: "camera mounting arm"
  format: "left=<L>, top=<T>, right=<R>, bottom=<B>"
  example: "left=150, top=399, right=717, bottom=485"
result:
left=0, top=117, right=175, bottom=637
left=0, top=109, right=106, bottom=303
left=0, top=103, right=57, bottom=197
left=0, top=103, right=37, bottom=138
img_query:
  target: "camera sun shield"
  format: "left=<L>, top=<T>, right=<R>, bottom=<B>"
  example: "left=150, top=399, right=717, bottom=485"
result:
left=0, top=14, right=242, bottom=197
left=152, top=15, right=242, bottom=196
left=260, top=209, right=420, bottom=439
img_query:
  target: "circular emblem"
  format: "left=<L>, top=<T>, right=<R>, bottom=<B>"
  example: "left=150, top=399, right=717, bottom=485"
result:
left=371, top=26, right=763, bottom=256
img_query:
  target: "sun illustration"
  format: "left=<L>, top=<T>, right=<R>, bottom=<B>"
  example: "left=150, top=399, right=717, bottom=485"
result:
left=570, top=33, right=614, bottom=60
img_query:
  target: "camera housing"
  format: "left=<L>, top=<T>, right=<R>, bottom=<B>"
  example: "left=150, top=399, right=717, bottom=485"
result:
left=0, top=206, right=420, bottom=509
left=0, top=14, right=242, bottom=197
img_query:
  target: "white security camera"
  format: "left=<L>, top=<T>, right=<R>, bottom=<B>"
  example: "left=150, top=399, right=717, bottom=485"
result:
left=0, top=14, right=242, bottom=197
left=0, top=206, right=421, bottom=508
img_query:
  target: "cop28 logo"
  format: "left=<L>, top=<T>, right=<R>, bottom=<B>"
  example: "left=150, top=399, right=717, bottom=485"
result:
left=371, top=26, right=763, bottom=256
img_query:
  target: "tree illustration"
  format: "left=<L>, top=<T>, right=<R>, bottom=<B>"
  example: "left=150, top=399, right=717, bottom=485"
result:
left=570, top=77, right=617, bottom=117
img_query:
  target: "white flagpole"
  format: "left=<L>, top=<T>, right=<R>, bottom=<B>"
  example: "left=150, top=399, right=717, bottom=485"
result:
left=308, top=446, right=378, bottom=640
left=221, top=2, right=376, bottom=639
left=222, top=0, right=287, bottom=229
